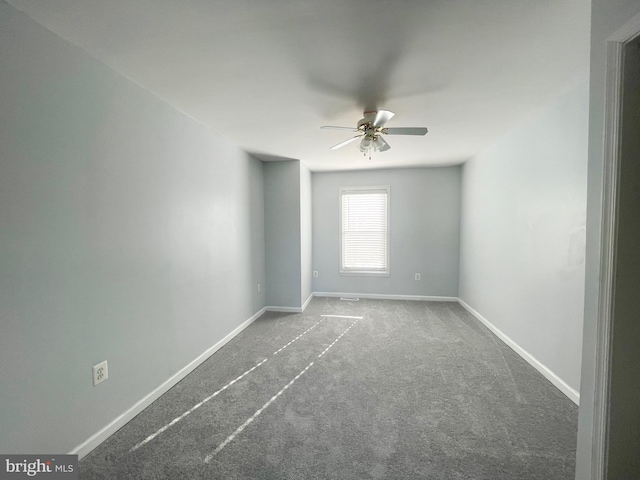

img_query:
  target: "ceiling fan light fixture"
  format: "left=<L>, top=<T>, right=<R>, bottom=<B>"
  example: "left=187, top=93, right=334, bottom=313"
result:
left=372, top=136, right=385, bottom=151
left=359, top=136, right=373, bottom=152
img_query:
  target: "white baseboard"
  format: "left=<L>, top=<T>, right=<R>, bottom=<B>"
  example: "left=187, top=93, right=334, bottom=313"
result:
left=457, top=299, right=580, bottom=405
left=301, top=293, right=314, bottom=311
left=313, top=292, right=458, bottom=302
left=266, top=306, right=303, bottom=313
left=266, top=295, right=314, bottom=314
left=69, top=307, right=267, bottom=459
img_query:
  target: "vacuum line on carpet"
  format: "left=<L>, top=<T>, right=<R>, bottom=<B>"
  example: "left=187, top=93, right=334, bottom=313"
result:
left=320, top=314, right=363, bottom=319
left=204, top=361, right=315, bottom=462
left=204, top=319, right=361, bottom=461
left=130, top=317, right=331, bottom=453
left=318, top=319, right=359, bottom=358
left=128, top=358, right=269, bottom=453
left=273, top=318, right=326, bottom=355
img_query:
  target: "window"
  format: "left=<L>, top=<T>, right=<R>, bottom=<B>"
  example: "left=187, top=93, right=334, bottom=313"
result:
left=340, top=186, right=389, bottom=276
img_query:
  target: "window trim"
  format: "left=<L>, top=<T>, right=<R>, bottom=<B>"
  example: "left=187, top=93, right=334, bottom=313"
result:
left=339, top=186, right=390, bottom=277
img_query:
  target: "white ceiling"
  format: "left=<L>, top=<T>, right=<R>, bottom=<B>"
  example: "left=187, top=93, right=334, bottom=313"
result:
left=7, top=0, right=590, bottom=171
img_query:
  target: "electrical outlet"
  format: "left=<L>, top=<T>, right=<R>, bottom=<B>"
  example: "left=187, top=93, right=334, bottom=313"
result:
left=258, top=283, right=262, bottom=292
left=93, top=361, right=108, bottom=386
left=415, top=273, right=421, bottom=281
left=313, top=271, right=318, bottom=278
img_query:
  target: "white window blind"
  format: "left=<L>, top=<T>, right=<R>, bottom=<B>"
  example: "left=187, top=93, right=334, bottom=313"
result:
left=340, top=187, right=389, bottom=275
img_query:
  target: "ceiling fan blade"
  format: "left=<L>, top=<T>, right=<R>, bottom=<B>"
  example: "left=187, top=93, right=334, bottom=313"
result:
left=321, top=125, right=359, bottom=132
left=373, top=136, right=391, bottom=152
left=383, top=127, right=428, bottom=136
left=330, top=135, right=364, bottom=150
left=372, top=110, right=395, bottom=127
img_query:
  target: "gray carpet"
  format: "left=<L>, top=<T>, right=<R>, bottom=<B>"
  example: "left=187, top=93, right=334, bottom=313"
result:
left=79, top=298, right=578, bottom=479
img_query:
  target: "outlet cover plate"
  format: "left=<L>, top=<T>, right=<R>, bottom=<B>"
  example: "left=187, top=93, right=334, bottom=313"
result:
left=93, top=360, right=108, bottom=386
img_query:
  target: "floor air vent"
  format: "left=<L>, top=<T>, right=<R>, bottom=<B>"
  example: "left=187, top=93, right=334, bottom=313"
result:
left=340, top=297, right=360, bottom=301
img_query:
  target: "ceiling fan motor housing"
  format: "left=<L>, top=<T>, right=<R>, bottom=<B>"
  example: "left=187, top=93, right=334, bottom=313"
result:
left=357, top=110, right=378, bottom=130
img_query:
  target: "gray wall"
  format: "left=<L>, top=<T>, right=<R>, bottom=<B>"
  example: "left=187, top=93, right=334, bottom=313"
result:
left=576, top=2, right=640, bottom=478
left=300, top=163, right=313, bottom=305
left=459, top=82, right=588, bottom=396
left=264, top=161, right=302, bottom=308
left=312, top=167, right=461, bottom=297
left=0, top=4, right=265, bottom=454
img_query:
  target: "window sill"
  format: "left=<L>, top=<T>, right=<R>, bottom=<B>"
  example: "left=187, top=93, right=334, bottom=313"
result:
left=339, top=270, right=390, bottom=277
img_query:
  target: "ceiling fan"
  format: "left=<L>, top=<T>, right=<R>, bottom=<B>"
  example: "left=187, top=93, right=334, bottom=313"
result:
left=321, top=110, right=428, bottom=159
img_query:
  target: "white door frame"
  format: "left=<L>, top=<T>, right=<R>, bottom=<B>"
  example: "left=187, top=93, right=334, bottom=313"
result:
left=591, top=11, right=640, bottom=478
